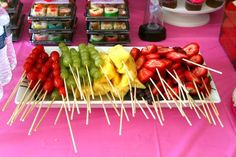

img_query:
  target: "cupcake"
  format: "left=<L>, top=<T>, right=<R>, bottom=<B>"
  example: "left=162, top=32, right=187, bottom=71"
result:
left=105, top=35, right=118, bottom=42
left=185, top=0, right=205, bottom=11
left=90, top=34, right=104, bottom=42
left=206, top=0, right=224, bottom=8
left=32, top=21, right=48, bottom=29
left=161, top=0, right=177, bottom=9
left=101, top=22, right=113, bottom=30
left=47, top=4, right=58, bottom=17
left=90, top=22, right=100, bottom=30
left=31, top=4, right=46, bottom=16
left=113, top=22, right=127, bottom=30
left=59, top=6, right=71, bottom=16
left=89, top=7, right=104, bottom=16
left=104, top=7, right=119, bottom=17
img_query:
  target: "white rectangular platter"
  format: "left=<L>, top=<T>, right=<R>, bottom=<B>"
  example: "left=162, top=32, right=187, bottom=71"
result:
left=15, top=46, right=221, bottom=108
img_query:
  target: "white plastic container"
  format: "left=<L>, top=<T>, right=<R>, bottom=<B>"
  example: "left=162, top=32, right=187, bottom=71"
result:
left=0, top=26, right=12, bottom=86
left=0, top=7, right=17, bottom=70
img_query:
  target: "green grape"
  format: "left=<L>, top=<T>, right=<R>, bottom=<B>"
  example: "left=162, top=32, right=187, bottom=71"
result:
left=63, top=56, right=72, bottom=67
left=79, top=67, right=87, bottom=78
left=60, top=46, right=69, bottom=54
left=93, top=71, right=102, bottom=79
left=61, top=68, right=69, bottom=79
left=70, top=48, right=78, bottom=56
left=73, top=61, right=81, bottom=69
left=58, top=42, right=66, bottom=49
left=95, top=58, right=104, bottom=67
left=82, top=60, right=90, bottom=67
left=89, top=67, right=97, bottom=77
left=66, top=74, right=76, bottom=91
left=87, top=43, right=95, bottom=49
left=51, top=89, right=61, bottom=100
left=78, top=43, right=87, bottom=51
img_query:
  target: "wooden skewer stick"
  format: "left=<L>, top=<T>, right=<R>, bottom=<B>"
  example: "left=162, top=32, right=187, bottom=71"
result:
left=54, top=104, right=64, bottom=125
left=76, top=68, right=84, bottom=100
left=63, top=78, right=71, bottom=111
left=2, top=71, right=26, bottom=111
left=156, top=68, right=170, bottom=100
left=99, top=93, right=111, bottom=125
left=133, top=83, right=137, bottom=115
left=187, top=94, right=206, bottom=118
left=28, top=91, right=47, bottom=135
left=149, top=78, right=172, bottom=109
left=135, top=98, right=149, bottom=119
left=12, top=80, right=41, bottom=123
left=156, top=95, right=164, bottom=122
left=20, top=83, right=41, bottom=121
left=141, top=97, right=156, bottom=120
left=62, top=96, right=78, bottom=153
left=7, top=80, right=33, bottom=125
left=119, top=104, right=124, bottom=136
left=186, top=94, right=201, bottom=119
left=201, top=92, right=216, bottom=126
left=201, top=77, right=219, bottom=116
left=148, top=85, right=163, bottom=126
left=71, top=86, right=80, bottom=115
left=21, top=89, right=43, bottom=122
left=192, top=81, right=211, bottom=124
left=122, top=61, right=134, bottom=82
left=100, top=66, right=129, bottom=122
left=34, top=98, right=55, bottom=132
left=102, top=87, right=120, bottom=117
left=182, top=58, right=222, bottom=75
left=85, top=65, right=94, bottom=99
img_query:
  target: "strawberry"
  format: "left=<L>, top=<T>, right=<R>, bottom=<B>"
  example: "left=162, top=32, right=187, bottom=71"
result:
left=138, top=67, right=154, bottom=83
left=157, top=47, right=174, bottom=55
left=144, top=59, right=166, bottom=71
left=135, top=55, right=146, bottom=70
left=183, top=42, right=200, bottom=57
left=184, top=71, right=201, bottom=84
left=187, top=54, right=204, bottom=66
left=192, top=66, right=208, bottom=78
left=161, top=58, right=172, bottom=68
left=165, top=86, right=179, bottom=99
left=141, top=45, right=157, bottom=55
left=168, top=62, right=182, bottom=72
left=145, top=53, right=160, bottom=60
left=166, top=51, right=188, bottom=62
left=199, top=76, right=212, bottom=94
left=130, top=48, right=141, bottom=61
left=185, top=82, right=197, bottom=95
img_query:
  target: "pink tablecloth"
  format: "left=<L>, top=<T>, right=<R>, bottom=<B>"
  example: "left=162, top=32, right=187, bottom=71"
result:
left=1, top=1, right=236, bottom=157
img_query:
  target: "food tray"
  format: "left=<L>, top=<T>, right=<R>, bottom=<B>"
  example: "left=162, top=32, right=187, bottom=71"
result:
left=14, top=46, right=221, bottom=108
left=86, top=21, right=129, bottom=33
left=29, top=18, right=77, bottom=34
left=88, top=34, right=130, bottom=45
left=28, top=4, right=76, bottom=21
left=30, top=33, right=73, bottom=45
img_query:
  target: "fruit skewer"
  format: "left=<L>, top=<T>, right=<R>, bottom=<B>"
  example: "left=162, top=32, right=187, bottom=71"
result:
left=99, top=92, right=111, bottom=125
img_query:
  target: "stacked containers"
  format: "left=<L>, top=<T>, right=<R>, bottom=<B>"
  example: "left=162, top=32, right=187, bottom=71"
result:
left=0, top=0, right=24, bottom=41
left=28, top=0, right=77, bottom=45
left=86, top=0, right=130, bottom=45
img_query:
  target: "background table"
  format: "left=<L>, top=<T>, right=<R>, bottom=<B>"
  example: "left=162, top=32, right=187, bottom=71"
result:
left=1, top=0, right=236, bottom=157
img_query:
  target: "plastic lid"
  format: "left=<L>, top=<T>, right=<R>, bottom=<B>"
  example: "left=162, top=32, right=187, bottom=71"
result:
left=0, top=7, right=10, bottom=26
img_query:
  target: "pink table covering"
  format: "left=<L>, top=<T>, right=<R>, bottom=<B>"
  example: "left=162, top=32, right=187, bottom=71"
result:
left=1, top=1, right=236, bottom=157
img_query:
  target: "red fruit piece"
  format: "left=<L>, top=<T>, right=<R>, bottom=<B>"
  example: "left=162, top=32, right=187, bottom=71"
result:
left=187, top=54, right=204, bottom=66
left=192, top=67, right=208, bottom=78
left=130, top=48, right=141, bottom=61
left=145, top=53, right=160, bottom=60
left=184, top=71, right=201, bottom=84
left=151, top=81, right=163, bottom=95
left=138, top=67, right=154, bottom=83
left=27, top=70, right=38, bottom=82
left=141, top=44, right=157, bottom=55
left=183, top=42, right=200, bottom=57
left=157, top=47, right=174, bottom=55
left=38, top=73, right=47, bottom=82
left=185, top=82, right=197, bottom=95
left=136, top=55, right=146, bottom=70
left=166, top=51, right=188, bottom=62
left=43, top=80, right=54, bottom=93
left=144, top=59, right=166, bottom=71
left=59, top=86, right=66, bottom=97
left=166, top=86, right=179, bottom=99
left=168, top=62, right=182, bottom=72
left=161, top=58, right=172, bottom=68
left=54, top=76, right=64, bottom=89
left=50, top=51, right=60, bottom=62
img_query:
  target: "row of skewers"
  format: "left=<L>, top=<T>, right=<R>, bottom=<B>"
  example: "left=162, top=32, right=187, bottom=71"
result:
left=2, top=43, right=223, bottom=153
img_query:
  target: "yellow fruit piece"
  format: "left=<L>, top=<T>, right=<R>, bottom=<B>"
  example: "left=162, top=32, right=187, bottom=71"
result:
left=93, top=79, right=111, bottom=96
left=111, top=73, right=121, bottom=86
left=99, top=53, right=117, bottom=83
left=108, top=45, right=130, bottom=70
